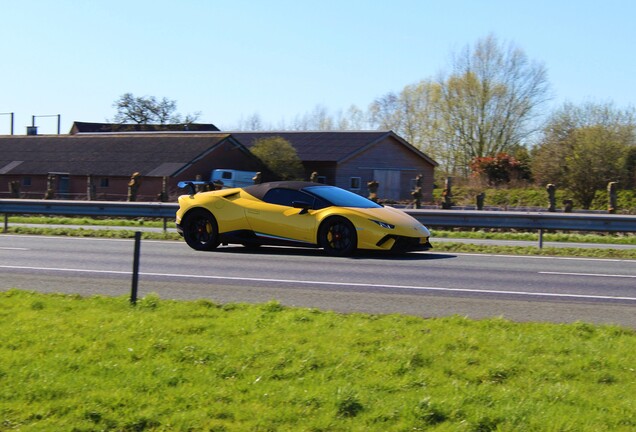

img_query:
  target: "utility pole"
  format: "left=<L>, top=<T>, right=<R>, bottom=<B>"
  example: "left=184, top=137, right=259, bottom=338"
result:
left=32, top=114, right=61, bottom=134
left=0, top=112, right=14, bottom=135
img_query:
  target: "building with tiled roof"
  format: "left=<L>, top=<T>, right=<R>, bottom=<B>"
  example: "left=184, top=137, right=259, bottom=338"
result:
left=0, top=132, right=261, bottom=200
left=231, top=131, right=437, bottom=201
left=0, top=124, right=437, bottom=201
left=69, top=121, right=220, bottom=134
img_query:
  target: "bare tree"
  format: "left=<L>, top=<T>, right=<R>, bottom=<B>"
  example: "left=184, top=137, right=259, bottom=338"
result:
left=370, top=81, right=444, bottom=154
left=369, top=92, right=403, bottom=132
left=366, top=36, right=548, bottom=177
left=111, top=93, right=200, bottom=124
left=235, top=113, right=265, bottom=131
left=286, top=105, right=335, bottom=131
left=438, top=35, right=550, bottom=175
left=336, top=105, right=368, bottom=130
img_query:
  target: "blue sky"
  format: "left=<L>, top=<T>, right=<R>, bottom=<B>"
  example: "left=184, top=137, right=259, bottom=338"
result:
left=1, top=0, right=634, bottom=134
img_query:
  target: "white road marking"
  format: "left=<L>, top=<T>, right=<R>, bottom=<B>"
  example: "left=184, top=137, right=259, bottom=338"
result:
left=0, top=247, right=29, bottom=250
left=2, top=264, right=635, bottom=302
left=449, top=252, right=636, bottom=263
left=2, top=235, right=636, bottom=262
left=540, top=271, right=636, bottom=279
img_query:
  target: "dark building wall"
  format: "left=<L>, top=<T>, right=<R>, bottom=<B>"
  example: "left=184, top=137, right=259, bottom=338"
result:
left=174, top=141, right=264, bottom=184
left=302, top=162, right=337, bottom=184
left=0, top=137, right=267, bottom=201
left=335, top=136, right=435, bottom=201
left=3, top=175, right=47, bottom=199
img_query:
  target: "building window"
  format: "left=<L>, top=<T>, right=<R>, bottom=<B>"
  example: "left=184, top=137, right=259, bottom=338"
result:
left=22, top=177, right=32, bottom=186
left=350, top=177, right=361, bottom=190
left=99, top=178, right=109, bottom=188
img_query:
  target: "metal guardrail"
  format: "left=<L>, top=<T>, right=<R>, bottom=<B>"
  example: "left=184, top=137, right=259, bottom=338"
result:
left=407, top=209, right=636, bottom=232
left=0, top=199, right=178, bottom=233
left=2, top=199, right=635, bottom=247
left=0, top=199, right=178, bottom=218
left=407, top=209, right=636, bottom=248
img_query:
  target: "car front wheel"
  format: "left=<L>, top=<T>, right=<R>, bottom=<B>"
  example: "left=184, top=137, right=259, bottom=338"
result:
left=319, top=217, right=357, bottom=257
left=183, top=209, right=220, bottom=251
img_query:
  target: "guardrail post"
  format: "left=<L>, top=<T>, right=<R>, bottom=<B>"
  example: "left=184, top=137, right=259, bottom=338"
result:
left=130, top=231, right=142, bottom=305
left=3, top=214, right=7, bottom=233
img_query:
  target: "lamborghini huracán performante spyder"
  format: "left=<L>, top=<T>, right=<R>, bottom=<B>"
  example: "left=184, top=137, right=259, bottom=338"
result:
left=176, top=181, right=432, bottom=256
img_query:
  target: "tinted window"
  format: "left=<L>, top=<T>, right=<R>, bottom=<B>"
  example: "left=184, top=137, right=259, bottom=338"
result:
left=304, top=186, right=381, bottom=208
left=263, top=188, right=315, bottom=207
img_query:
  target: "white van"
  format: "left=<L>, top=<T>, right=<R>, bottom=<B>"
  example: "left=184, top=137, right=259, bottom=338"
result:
left=210, top=169, right=257, bottom=188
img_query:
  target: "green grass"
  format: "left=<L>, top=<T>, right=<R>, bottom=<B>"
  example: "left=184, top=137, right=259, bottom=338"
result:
left=431, top=229, right=636, bottom=245
left=6, top=226, right=182, bottom=241
left=1, top=290, right=635, bottom=431
left=7, top=215, right=166, bottom=228
left=432, top=242, right=636, bottom=259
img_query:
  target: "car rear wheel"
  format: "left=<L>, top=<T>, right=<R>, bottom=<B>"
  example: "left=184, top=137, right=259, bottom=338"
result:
left=319, top=217, right=357, bottom=257
left=183, top=209, right=220, bottom=251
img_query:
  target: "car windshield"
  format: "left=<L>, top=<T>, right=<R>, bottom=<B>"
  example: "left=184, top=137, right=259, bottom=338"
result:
left=304, top=186, right=381, bottom=208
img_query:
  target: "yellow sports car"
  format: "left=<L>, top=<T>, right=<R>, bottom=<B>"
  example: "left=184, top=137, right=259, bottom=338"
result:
left=176, top=181, right=432, bottom=256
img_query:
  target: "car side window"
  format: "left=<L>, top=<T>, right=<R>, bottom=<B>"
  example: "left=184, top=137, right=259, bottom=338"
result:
left=263, top=188, right=315, bottom=207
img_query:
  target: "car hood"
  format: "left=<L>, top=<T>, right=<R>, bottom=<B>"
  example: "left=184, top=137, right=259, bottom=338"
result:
left=347, top=206, right=430, bottom=236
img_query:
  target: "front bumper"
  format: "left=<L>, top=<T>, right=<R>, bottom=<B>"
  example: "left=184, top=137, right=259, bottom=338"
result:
left=376, top=234, right=432, bottom=252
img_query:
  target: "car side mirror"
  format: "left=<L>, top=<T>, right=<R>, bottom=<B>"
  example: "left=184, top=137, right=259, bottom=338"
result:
left=292, top=201, right=312, bottom=214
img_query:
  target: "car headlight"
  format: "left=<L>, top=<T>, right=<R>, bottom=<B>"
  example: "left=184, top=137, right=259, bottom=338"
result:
left=370, top=219, right=395, bottom=229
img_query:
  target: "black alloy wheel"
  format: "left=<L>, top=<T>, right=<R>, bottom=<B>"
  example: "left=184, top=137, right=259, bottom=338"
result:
left=183, top=209, right=220, bottom=251
left=319, top=217, right=357, bottom=257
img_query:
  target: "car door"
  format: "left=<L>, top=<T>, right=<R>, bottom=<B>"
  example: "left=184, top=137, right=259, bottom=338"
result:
left=243, top=188, right=317, bottom=243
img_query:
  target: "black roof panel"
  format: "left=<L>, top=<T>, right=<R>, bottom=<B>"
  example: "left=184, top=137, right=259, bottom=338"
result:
left=242, top=181, right=327, bottom=201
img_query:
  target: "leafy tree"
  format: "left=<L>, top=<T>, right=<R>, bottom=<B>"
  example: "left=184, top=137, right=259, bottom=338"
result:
left=622, top=146, right=636, bottom=188
left=469, top=153, right=531, bottom=185
left=111, top=93, right=200, bottom=124
left=568, top=127, right=627, bottom=207
left=437, top=35, right=549, bottom=175
left=250, top=136, right=304, bottom=180
left=532, top=102, right=635, bottom=208
left=368, top=35, right=549, bottom=177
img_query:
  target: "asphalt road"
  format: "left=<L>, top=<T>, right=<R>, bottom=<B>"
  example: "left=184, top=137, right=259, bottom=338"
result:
left=1, top=234, right=635, bottom=328
left=10, top=223, right=635, bottom=249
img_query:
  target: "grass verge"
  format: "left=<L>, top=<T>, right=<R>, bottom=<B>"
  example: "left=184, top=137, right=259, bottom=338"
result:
left=432, top=242, right=636, bottom=259
left=7, top=216, right=166, bottom=228
left=1, top=290, right=635, bottom=431
left=431, top=229, right=636, bottom=246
